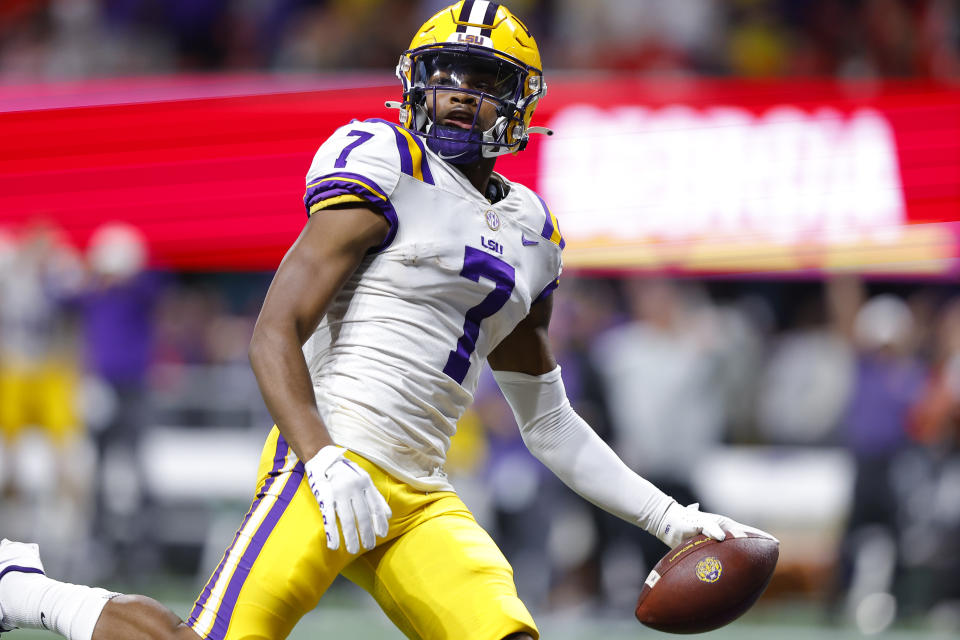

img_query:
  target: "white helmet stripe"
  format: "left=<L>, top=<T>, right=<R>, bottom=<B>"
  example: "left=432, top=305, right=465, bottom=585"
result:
left=468, top=1, right=490, bottom=25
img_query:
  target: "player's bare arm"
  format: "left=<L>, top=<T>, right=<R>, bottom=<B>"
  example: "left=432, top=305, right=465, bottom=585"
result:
left=249, top=205, right=393, bottom=555
left=248, top=206, right=388, bottom=462
left=488, top=295, right=556, bottom=376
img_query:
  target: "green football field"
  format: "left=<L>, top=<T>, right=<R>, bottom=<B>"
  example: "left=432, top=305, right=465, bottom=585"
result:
left=4, top=594, right=953, bottom=639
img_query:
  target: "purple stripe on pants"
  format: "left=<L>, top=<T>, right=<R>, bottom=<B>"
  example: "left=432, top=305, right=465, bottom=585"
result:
left=187, top=435, right=290, bottom=631
left=208, top=453, right=305, bottom=640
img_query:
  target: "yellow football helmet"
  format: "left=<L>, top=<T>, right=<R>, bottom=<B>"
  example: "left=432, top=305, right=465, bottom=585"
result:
left=392, top=1, right=550, bottom=163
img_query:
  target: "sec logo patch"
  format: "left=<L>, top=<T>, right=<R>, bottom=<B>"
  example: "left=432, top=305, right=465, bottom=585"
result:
left=695, top=557, right=722, bottom=583
left=485, top=210, right=501, bottom=231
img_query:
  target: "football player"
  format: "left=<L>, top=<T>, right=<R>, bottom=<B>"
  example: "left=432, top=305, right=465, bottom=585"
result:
left=0, top=3, right=772, bottom=639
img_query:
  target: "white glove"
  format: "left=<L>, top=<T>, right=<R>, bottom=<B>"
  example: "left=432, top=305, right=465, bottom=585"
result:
left=305, top=445, right=392, bottom=554
left=655, top=501, right=779, bottom=549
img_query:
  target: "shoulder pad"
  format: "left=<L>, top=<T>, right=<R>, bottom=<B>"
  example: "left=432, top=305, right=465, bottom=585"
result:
left=304, top=120, right=436, bottom=217
left=523, top=186, right=565, bottom=250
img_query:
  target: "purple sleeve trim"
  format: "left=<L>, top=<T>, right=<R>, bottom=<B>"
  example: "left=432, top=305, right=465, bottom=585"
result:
left=303, top=171, right=398, bottom=253
left=533, top=278, right=559, bottom=305
left=0, top=566, right=44, bottom=581
left=304, top=170, right=387, bottom=209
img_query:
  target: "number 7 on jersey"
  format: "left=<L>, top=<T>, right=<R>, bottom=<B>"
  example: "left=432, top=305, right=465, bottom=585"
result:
left=443, top=246, right=516, bottom=384
left=334, top=130, right=374, bottom=168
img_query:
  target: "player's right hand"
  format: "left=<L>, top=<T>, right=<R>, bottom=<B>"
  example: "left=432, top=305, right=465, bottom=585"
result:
left=655, top=501, right=778, bottom=549
left=305, top=445, right=392, bottom=554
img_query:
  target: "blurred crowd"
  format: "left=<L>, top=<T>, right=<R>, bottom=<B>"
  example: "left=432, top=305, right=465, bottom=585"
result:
left=0, top=221, right=272, bottom=577
left=2, top=0, right=960, bottom=636
left=461, top=273, right=960, bottom=633
left=0, top=219, right=959, bottom=634
left=0, top=0, right=958, bottom=81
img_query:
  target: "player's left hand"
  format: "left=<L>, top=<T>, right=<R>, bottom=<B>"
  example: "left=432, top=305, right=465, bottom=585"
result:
left=655, top=502, right=778, bottom=549
left=305, top=445, right=392, bottom=554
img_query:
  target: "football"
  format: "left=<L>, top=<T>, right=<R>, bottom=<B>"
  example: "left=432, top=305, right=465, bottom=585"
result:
left=635, top=531, right=779, bottom=634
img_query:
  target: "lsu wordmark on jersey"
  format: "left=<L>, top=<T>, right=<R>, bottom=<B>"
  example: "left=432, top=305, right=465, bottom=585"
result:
left=300, top=118, right=563, bottom=492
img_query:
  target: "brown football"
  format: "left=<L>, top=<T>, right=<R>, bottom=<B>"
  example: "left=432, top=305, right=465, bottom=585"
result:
left=635, top=531, right=779, bottom=634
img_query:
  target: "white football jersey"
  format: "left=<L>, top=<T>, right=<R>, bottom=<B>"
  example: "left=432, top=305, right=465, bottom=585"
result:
left=301, top=119, right=564, bottom=491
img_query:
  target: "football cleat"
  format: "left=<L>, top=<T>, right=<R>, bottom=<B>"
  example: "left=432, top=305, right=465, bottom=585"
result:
left=0, top=539, right=46, bottom=633
left=394, top=1, right=550, bottom=162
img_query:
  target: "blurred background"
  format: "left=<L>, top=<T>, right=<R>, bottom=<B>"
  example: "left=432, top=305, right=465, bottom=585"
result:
left=2, top=1, right=960, bottom=638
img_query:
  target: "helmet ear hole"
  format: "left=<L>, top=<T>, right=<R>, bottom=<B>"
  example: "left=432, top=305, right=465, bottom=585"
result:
left=409, top=87, right=426, bottom=103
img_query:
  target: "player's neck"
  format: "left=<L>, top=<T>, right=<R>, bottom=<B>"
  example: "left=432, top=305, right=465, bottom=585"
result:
left=452, top=157, right=497, bottom=199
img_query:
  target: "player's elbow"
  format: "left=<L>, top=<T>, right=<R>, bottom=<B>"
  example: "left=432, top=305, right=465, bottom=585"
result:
left=248, top=318, right=301, bottom=372
left=247, top=329, right=263, bottom=373
left=247, top=321, right=274, bottom=371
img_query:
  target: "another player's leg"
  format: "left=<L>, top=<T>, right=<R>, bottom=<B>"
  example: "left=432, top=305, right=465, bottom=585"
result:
left=4, top=427, right=354, bottom=640
left=92, top=595, right=199, bottom=640
left=0, top=538, right=192, bottom=640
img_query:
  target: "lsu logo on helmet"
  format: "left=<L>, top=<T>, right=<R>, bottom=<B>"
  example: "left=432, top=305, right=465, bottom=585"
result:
left=393, top=1, right=551, bottom=160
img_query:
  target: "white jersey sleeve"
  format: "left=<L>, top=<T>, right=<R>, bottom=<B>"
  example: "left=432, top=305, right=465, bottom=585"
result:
left=303, top=120, right=405, bottom=252
left=525, top=187, right=564, bottom=305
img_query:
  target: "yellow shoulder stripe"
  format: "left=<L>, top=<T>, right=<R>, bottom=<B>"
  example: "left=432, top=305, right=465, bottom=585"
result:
left=394, top=125, right=427, bottom=182
left=548, top=210, right=563, bottom=247
left=308, top=194, right=367, bottom=215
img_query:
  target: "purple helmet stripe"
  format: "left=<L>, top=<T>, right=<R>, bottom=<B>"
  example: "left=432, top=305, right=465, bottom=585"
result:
left=458, top=0, right=475, bottom=24
left=187, top=434, right=290, bottom=630
left=209, top=460, right=304, bottom=640
left=480, top=2, right=498, bottom=36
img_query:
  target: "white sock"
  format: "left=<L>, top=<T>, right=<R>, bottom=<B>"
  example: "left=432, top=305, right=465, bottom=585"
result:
left=0, top=571, right=117, bottom=640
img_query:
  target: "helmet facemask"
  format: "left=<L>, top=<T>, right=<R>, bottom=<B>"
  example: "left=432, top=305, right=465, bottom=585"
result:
left=397, top=45, right=544, bottom=164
